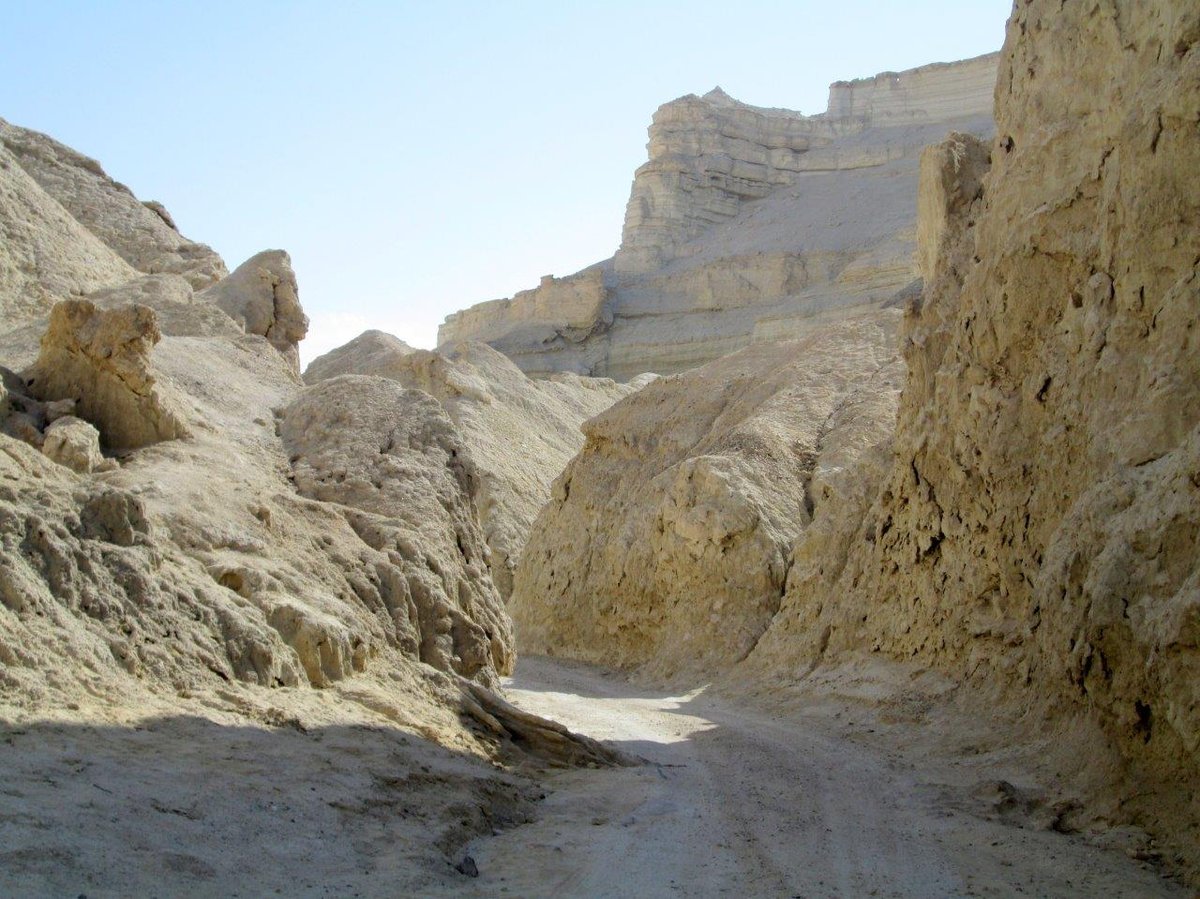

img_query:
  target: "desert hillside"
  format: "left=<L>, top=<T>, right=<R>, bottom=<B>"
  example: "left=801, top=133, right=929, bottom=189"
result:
left=0, top=117, right=625, bottom=894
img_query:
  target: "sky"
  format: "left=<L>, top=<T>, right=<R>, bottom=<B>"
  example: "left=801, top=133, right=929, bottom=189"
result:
left=1, top=1, right=1012, bottom=365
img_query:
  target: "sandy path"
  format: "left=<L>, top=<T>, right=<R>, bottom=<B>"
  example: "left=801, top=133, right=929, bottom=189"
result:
left=461, top=656, right=1186, bottom=898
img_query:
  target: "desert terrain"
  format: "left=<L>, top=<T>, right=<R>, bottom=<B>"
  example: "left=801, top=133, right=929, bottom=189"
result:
left=1, top=0, right=1196, bottom=895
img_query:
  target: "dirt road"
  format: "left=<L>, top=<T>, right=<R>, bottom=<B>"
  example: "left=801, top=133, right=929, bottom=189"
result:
left=461, top=656, right=1185, bottom=898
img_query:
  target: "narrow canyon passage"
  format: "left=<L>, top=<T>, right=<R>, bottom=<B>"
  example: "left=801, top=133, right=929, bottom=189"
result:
left=455, top=657, right=1185, bottom=899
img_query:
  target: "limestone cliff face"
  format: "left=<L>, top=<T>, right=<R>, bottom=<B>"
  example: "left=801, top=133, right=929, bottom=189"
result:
left=616, top=52, right=998, bottom=277
left=439, top=266, right=614, bottom=376
left=439, top=53, right=997, bottom=380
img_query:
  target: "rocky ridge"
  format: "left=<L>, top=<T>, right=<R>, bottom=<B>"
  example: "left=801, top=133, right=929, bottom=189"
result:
left=439, top=52, right=997, bottom=379
left=0, top=118, right=227, bottom=290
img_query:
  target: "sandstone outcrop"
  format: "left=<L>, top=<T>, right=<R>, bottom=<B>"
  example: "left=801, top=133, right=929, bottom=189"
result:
left=198, top=250, right=309, bottom=373
left=439, top=53, right=998, bottom=379
left=511, top=310, right=903, bottom=680
left=0, top=118, right=227, bottom=289
left=24, top=299, right=191, bottom=451
left=306, top=336, right=636, bottom=599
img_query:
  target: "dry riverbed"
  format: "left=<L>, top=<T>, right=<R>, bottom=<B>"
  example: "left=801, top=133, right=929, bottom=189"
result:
left=459, top=656, right=1189, bottom=898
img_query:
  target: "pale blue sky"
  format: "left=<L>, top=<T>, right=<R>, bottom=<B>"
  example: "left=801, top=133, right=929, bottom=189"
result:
left=1, top=1, right=1012, bottom=363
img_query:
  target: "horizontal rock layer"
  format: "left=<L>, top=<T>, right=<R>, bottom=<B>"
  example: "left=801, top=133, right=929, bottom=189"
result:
left=439, top=53, right=998, bottom=380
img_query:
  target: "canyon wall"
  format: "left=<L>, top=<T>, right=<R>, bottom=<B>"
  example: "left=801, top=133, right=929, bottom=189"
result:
left=439, top=53, right=998, bottom=380
left=756, top=1, right=1200, bottom=871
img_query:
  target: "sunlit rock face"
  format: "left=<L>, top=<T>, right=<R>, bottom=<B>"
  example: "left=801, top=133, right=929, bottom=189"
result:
left=439, top=53, right=998, bottom=380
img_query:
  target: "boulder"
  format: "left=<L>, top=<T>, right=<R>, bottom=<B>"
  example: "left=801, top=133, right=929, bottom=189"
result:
left=198, top=250, right=308, bottom=373
left=41, top=416, right=108, bottom=473
left=23, top=299, right=190, bottom=451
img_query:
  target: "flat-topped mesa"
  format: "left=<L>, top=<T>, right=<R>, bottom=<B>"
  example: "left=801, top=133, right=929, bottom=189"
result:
left=614, top=90, right=835, bottom=275
left=615, top=52, right=1000, bottom=275
left=439, top=51, right=999, bottom=381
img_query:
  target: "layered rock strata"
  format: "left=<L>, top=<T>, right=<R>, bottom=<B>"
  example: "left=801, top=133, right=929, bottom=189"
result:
left=439, top=53, right=998, bottom=379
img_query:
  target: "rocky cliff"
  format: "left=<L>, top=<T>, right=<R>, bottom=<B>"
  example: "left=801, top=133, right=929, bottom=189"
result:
left=509, top=0, right=1200, bottom=878
left=511, top=310, right=903, bottom=681
left=753, top=1, right=1200, bottom=872
left=439, top=53, right=997, bottom=379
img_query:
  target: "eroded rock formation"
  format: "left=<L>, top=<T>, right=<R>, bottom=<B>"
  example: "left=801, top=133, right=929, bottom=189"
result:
left=0, top=140, right=136, bottom=326
left=748, top=2, right=1200, bottom=872
left=301, top=328, right=415, bottom=382
left=198, top=250, right=309, bottom=373
left=439, top=53, right=997, bottom=379
left=306, top=336, right=636, bottom=599
left=24, top=300, right=191, bottom=451
left=0, top=117, right=587, bottom=776
left=510, top=0, right=1199, bottom=878
left=511, top=311, right=903, bottom=681
left=0, top=118, right=227, bottom=289
left=281, top=375, right=513, bottom=680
